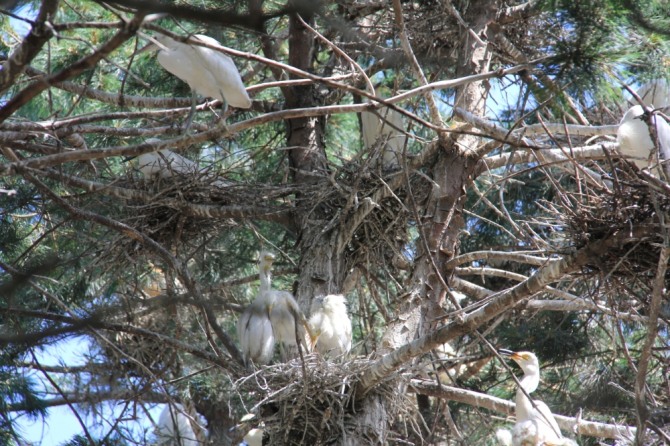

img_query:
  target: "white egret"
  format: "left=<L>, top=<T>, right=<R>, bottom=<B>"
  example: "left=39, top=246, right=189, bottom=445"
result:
left=308, top=294, right=352, bottom=357
left=499, top=350, right=578, bottom=446
left=361, top=97, right=408, bottom=169
left=156, top=403, right=200, bottom=446
left=134, top=139, right=230, bottom=186
left=136, top=149, right=198, bottom=179
left=143, top=33, right=251, bottom=128
left=237, top=251, right=277, bottom=365
left=617, top=105, right=670, bottom=175
left=635, top=79, right=670, bottom=110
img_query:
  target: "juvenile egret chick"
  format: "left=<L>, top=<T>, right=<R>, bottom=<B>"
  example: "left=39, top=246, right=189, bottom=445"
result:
left=617, top=105, right=670, bottom=175
left=137, top=149, right=198, bottom=178
left=499, top=350, right=577, bottom=446
left=636, top=79, right=670, bottom=110
left=361, top=99, right=408, bottom=169
left=147, top=34, right=252, bottom=109
left=135, top=139, right=230, bottom=187
left=308, top=294, right=352, bottom=357
left=156, top=403, right=200, bottom=446
left=237, top=251, right=277, bottom=365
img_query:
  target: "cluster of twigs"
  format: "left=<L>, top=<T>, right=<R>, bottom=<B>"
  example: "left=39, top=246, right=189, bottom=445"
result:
left=236, top=355, right=411, bottom=445
left=100, top=296, right=183, bottom=378
left=561, top=164, right=670, bottom=279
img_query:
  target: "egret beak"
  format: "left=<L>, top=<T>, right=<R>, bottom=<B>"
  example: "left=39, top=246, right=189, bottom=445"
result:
left=499, top=349, right=513, bottom=357
left=307, top=327, right=320, bottom=351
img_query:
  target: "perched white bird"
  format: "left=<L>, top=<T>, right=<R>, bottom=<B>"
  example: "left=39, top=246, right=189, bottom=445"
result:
left=635, top=79, right=670, bottom=110
left=136, top=149, right=198, bottom=179
left=361, top=96, right=408, bottom=169
left=156, top=403, right=200, bottom=446
left=616, top=105, right=670, bottom=175
left=135, top=139, right=230, bottom=186
left=308, top=294, right=352, bottom=357
left=237, top=251, right=277, bottom=365
left=148, top=34, right=252, bottom=109
left=499, top=350, right=577, bottom=446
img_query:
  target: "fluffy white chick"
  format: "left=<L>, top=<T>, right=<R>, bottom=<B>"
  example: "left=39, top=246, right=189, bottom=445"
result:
left=308, top=294, right=352, bottom=357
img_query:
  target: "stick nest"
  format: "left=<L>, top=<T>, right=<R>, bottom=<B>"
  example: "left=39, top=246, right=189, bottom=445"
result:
left=103, top=170, right=297, bottom=263
left=561, top=165, right=670, bottom=280
left=236, top=355, right=413, bottom=445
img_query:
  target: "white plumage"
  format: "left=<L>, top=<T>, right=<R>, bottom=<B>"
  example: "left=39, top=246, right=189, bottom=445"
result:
left=151, top=34, right=251, bottom=109
left=269, top=289, right=306, bottom=360
left=136, top=149, right=199, bottom=178
left=617, top=105, right=670, bottom=175
left=499, top=350, right=577, bottom=446
left=156, top=403, right=200, bottom=446
left=235, top=413, right=264, bottom=446
left=361, top=97, right=407, bottom=169
left=237, top=251, right=277, bottom=365
left=308, top=294, right=352, bottom=357
left=135, top=139, right=230, bottom=187
left=636, top=79, right=670, bottom=110
left=237, top=251, right=311, bottom=364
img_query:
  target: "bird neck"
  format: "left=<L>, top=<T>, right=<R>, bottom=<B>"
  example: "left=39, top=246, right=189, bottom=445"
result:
left=259, top=270, right=272, bottom=294
left=515, top=372, right=539, bottom=421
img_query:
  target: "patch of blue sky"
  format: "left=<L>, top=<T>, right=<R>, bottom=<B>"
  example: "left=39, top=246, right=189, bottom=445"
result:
left=15, top=336, right=161, bottom=445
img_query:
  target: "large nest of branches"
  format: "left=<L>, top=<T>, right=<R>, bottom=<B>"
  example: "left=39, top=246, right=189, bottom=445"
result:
left=560, top=164, right=670, bottom=280
left=236, top=355, right=415, bottom=445
left=100, top=171, right=298, bottom=262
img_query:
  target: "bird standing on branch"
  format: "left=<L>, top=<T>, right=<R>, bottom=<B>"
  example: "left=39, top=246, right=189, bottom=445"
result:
left=616, top=105, right=670, bottom=176
left=142, top=33, right=252, bottom=129
left=308, top=294, right=352, bottom=357
left=497, top=349, right=578, bottom=446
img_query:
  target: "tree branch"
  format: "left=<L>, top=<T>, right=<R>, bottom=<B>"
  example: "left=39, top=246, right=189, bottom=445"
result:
left=356, top=227, right=648, bottom=394
left=409, top=380, right=636, bottom=440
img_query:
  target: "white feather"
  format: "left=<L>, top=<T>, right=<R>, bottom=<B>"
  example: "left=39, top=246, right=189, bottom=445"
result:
left=156, top=404, right=200, bottom=446
left=153, top=34, right=251, bottom=109
left=361, top=99, right=408, bottom=169
left=617, top=105, right=670, bottom=175
left=309, top=294, right=352, bottom=357
left=635, top=79, right=670, bottom=110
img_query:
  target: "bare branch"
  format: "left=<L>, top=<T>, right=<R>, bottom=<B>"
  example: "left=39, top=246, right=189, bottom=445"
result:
left=410, top=380, right=637, bottom=440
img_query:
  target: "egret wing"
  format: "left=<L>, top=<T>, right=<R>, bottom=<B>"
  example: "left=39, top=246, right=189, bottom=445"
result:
left=191, top=35, right=252, bottom=108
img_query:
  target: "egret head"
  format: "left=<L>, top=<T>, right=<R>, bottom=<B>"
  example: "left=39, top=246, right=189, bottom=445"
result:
left=258, top=251, right=276, bottom=274
left=621, top=104, right=645, bottom=123
left=500, top=349, right=540, bottom=375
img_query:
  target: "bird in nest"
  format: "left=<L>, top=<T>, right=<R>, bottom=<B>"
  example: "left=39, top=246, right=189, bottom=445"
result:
left=308, top=294, right=352, bottom=358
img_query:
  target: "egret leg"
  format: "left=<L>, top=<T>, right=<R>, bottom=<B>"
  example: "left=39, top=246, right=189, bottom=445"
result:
left=182, top=91, right=197, bottom=133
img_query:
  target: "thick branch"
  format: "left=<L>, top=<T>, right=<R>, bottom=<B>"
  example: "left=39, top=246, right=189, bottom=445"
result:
left=356, top=228, right=645, bottom=394
left=409, top=380, right=636, bottom=440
